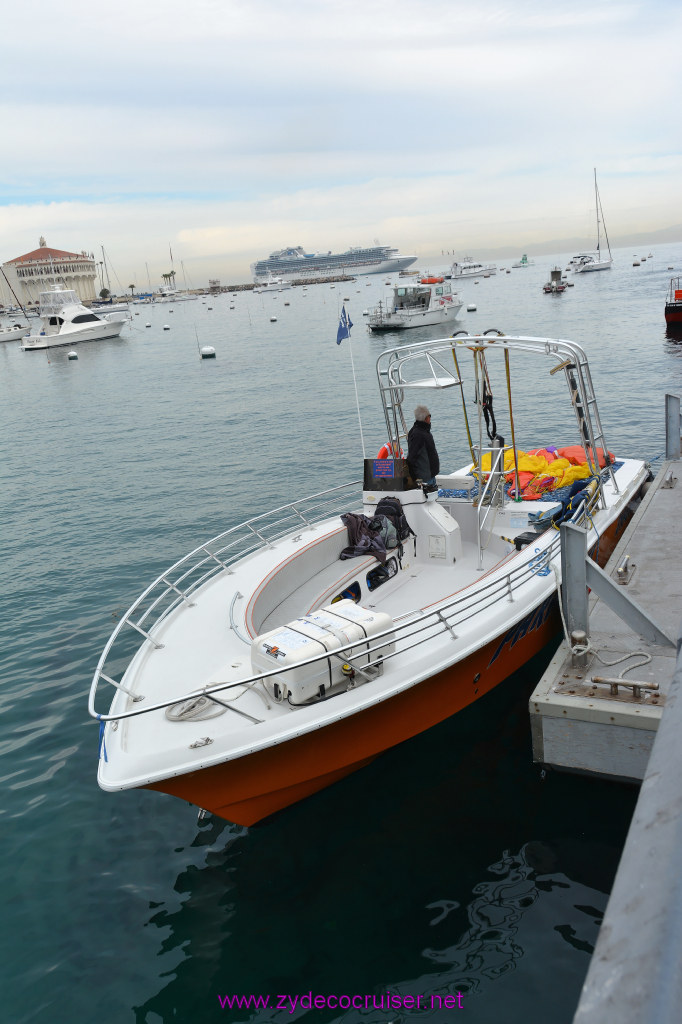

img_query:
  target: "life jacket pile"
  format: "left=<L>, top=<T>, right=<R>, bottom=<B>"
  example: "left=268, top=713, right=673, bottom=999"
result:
left=479, top=446, right=615, bottom=501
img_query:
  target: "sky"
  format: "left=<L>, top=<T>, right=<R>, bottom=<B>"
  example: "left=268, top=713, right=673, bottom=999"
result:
left=1, top=0, right=681, bottom=287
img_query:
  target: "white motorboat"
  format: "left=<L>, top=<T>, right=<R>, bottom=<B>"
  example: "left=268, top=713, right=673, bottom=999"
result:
left=367, top=281, right=463, bottom=331
left=450, top=258, right=497, bottom=280
left=154, top=286, right=198, bottom=303
left=90, top=300, right=130, bottom=315
left=21, top=285, right=129, bottom=350
left=253, top=274, right=292, bottom=294
left=90, top=332, right=648, bottom=826
left=571, top=169, right=613, bottom=273
left=0, top=322, right=30, bottom=342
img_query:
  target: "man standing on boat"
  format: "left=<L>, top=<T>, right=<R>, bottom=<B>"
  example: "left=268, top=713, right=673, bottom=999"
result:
left=407, top=405, right=440, bottom=486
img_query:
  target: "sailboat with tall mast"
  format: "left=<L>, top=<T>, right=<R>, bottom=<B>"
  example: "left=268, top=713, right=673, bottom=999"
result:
left=571, top=169, right=613, bottom=273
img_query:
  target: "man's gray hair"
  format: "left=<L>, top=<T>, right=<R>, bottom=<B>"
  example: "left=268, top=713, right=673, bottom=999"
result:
left=414, top=405, right=431, bottom=422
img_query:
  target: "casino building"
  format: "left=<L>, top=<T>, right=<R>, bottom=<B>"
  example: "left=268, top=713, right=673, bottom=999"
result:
left=0, top=238, right=98, bottom=308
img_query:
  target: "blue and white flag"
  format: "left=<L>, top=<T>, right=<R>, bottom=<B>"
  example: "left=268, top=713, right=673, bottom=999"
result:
left=336, top=305, right=353, bottom=345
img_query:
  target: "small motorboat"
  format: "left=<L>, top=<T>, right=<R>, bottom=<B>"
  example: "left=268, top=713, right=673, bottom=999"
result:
left=542, top=268, right=567, bottom=294
left=90, top=333, right=649, bottom=826
left=367, top=281, right=463, bottom=332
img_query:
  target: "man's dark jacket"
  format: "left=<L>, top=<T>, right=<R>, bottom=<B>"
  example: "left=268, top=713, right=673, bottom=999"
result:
left=407, top=420, right=440, bottom=482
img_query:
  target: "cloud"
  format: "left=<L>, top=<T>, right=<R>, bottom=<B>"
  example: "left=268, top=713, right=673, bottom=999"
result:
left=2, top=0, right=681, bottom=282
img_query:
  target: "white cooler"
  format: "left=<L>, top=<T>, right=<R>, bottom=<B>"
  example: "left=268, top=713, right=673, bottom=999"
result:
left=251, top=599, right=395, bottom=704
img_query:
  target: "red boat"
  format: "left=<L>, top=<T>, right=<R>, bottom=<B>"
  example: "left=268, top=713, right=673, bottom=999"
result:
left=665, top=277, right=682, bottom=325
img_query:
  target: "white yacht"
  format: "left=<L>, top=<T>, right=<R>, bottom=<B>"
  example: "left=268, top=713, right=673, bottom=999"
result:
left=90, top=300, right=130, bottom=315
left=154, top=286, right=198, bottom=303
left=21, top=285, right=129, bottom=350
left=450, top=258, right=497, bottom=280
left=253, top=275, right=292, bottom=294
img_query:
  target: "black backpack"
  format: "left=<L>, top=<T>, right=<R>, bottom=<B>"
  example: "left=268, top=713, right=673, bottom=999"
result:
left=374, top=497, right=416, bottom=560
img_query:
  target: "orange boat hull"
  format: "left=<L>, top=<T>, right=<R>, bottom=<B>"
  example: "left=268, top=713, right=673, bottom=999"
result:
left=146, top=511, right=631, bottom=825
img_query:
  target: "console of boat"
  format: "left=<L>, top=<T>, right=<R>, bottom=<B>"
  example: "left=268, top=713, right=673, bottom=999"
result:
left=90, top=334, right=649, bottom=825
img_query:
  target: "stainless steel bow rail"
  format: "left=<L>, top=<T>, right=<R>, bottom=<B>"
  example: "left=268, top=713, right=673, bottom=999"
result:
left=89, top=480, right=604, bottom=724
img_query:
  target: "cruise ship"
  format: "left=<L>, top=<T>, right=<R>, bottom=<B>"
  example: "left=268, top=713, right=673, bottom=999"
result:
left=250, top=244, right=417, bottom=283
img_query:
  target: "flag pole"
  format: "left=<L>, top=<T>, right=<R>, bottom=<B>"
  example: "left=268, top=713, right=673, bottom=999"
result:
left=337, top=305, right=365, bottom=458
left=348, top=330, right=366, bottom=459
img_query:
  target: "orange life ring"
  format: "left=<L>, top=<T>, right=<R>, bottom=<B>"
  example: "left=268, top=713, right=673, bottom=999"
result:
left=376, top=443, right=404, bottom=459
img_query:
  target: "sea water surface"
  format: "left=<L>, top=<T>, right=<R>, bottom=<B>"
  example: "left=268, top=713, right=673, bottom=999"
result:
left=2, top=244, right=682, bottom=1024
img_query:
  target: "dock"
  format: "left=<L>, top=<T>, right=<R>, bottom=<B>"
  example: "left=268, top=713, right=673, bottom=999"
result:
left=529, top=394, right=682, bottom=1022
left=530, top=458, right=679, bottom=781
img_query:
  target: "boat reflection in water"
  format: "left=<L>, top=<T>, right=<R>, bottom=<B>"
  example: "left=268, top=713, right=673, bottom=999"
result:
left=90, top=333, right=648, bottom=826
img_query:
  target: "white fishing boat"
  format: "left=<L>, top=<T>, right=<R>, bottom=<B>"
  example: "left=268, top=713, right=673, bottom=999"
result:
left=0, top=321, right=30, bottom=342
left=367, top=281, right=463, bottom=331
left=450, top=258, right=497, bottom=280
left=90, top=332, right=648, bottom=826
left=571, top=169, right=613, bottom=273
left=21, top=285, right=129, bottom=350
left=253, top=274, right=292, bottom=294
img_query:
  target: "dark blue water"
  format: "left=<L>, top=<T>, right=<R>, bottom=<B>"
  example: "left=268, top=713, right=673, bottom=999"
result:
left=2, top=244, right=681, bottom=1024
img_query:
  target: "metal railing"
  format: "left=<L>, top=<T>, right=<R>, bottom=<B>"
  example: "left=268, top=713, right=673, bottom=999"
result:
left=89, top=480, right=605, bottom=725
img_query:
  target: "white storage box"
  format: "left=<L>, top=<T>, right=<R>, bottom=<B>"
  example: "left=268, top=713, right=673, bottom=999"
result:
left=251, top=600, right=395, bottom=704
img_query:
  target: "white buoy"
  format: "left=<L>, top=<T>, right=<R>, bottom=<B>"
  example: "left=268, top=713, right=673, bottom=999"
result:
left=270, top=316, right=277, bottom=322
left=67, top=350, right=78, bottom=360
left=163, top=325, right=170, bottom=330
left=145, top=323, right=151, bottom=327
left=467, top=304, right=477, bottom=312
left=200, top=346, right=216, bottom=359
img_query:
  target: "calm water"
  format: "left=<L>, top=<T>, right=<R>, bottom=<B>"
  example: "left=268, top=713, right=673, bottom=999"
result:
left=2, top=243, right=681, bottom=1024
